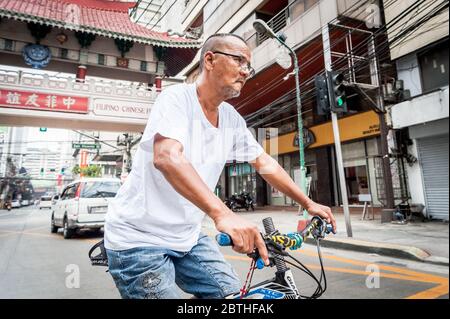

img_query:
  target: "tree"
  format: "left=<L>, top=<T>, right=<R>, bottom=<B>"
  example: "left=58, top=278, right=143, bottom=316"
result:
left=72, top=164, right=102, bottom=177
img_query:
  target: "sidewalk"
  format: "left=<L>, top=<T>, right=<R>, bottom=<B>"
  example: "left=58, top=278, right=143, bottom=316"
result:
left=202, top=207, right=449, bottom=266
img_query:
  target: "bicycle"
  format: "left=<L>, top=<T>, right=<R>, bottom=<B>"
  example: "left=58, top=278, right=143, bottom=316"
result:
left=216, top=216, right=334, bottom=299
left=88, top=216, right=334, bottom=299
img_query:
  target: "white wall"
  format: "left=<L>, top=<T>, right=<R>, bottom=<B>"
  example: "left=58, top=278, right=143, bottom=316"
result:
left=391, top=86, right=449, bottom=129
left=396, top=53, right=422, bottom=97
left=382, top=0, right=449, bottom=60
left=252, top=0, right=337, bottom=72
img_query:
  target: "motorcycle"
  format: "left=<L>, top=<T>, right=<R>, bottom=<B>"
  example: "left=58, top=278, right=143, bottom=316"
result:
left=224, top=192, right=255, bottom=212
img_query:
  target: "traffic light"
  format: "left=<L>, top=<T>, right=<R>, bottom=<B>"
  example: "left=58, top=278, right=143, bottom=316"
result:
left=314, top=74, right=330, bottom=115
left=39, top=127, right=47, bottom=132
left=328, top=71, right=347, bottom=113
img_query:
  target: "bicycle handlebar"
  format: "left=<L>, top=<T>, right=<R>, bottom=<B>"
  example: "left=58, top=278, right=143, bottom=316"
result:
left=215, top=216, right=335, bottom=269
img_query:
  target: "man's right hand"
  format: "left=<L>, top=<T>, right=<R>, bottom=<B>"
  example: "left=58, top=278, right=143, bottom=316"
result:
left=213, top=212, right=269, bottom=266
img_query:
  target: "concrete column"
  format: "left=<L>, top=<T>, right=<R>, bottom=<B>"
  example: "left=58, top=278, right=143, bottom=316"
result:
left=155, top=76, right=162, bottom=92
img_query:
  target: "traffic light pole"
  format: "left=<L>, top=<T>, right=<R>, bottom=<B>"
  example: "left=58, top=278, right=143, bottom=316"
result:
left=322, top=24, right=353, bottom=237
left=272, top=36, right=308, bottom=201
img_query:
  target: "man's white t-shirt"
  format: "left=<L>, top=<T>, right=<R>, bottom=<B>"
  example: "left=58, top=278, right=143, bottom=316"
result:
left=104, top=83, right=264, bottom=252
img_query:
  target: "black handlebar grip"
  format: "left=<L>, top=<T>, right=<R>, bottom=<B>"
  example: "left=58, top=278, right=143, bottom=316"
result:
left=262, top=217, right=287, bottom=272
left=262, top=217, right=275, bottom=234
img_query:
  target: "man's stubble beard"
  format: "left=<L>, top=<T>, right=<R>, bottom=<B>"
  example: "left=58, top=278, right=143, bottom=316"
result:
left=223, top=86, right=241, bottom=100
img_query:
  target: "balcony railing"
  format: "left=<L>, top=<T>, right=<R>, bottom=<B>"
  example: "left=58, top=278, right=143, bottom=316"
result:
left=0, top=68, right=159, bottom=101
left=246, top=0, right=319, bottom=48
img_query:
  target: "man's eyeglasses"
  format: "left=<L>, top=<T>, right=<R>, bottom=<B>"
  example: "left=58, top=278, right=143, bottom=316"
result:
left=212, top=51, right=256, bottom=78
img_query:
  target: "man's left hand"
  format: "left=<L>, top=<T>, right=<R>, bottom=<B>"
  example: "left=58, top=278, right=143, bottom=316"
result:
left=305, top=201, right=337, bottom=233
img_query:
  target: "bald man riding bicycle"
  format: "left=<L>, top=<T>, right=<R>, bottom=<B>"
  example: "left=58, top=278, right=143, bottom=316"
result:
left=104, top=33, right=336, bottom=299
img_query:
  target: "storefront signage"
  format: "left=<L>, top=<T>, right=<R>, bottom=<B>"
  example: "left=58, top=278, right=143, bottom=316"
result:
left=264, top=111, right=381, bottom=155
left=293, top=128, right=316, bottom=149
left=0, top=88, right=89, bottom=113
left=93, top=98, right=151, bottom=119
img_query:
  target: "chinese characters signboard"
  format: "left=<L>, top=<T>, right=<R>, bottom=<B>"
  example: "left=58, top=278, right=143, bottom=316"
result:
left=0, top=89, right=89, bottom=114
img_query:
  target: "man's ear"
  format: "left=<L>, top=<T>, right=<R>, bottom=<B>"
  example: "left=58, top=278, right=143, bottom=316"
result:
left=204, top=51, right=215, bottom=71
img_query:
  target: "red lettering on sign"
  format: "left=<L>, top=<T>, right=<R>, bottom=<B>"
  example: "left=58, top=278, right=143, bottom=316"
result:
left=0, top=89, right=89, bottom=114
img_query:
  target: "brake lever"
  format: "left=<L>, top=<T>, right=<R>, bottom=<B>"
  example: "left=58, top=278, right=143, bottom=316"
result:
left=310, top=216, right=335, bottom=240
left=247, top=236, right=289, bottom=269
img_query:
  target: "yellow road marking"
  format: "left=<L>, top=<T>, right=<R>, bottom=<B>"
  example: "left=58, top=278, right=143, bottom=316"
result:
left=294, top=248, right=448, bottom=284
left=1, top=227, right=448, bottom=298
left=405, top=283, right=449, bottom=299
left=212, top=230, right=448, bottom=282
left=207, top=229, right=448, bottom=284
left=0, top=232, right=15, bottom=238
left=223, top=254, right=444, bottom=284
left=223, top=249, right=449, bottom=299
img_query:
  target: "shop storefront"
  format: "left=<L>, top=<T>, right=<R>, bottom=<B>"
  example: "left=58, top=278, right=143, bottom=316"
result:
left=261, top=111, right=383, bottom=207
left=225, top=162, right=258, bottom=202
left=409, top=119, right=449, bottom=221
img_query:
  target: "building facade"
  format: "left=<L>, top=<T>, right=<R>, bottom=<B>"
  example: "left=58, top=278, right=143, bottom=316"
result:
left=385, top=0, right=449, bottom=220
left=174, top=0, right=399, bottom=209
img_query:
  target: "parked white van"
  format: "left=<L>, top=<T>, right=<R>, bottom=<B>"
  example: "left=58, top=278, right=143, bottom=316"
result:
left=51, top=177, right=121, bottom=239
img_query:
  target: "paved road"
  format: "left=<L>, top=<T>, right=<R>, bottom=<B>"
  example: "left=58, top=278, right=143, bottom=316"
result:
left=0, top=207, right=448, bottom=299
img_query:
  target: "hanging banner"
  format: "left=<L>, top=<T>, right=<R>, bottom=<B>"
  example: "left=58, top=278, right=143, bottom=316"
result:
left=0, top=88, right=89, bottom=114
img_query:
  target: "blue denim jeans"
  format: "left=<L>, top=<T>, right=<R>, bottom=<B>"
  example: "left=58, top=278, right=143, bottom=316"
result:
left=106, top=233, right=241, bottom=299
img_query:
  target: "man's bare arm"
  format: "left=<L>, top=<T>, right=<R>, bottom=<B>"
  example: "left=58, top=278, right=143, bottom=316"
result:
left=153, top=134, right=269, bottom=264
left=251, top=152, right=336, bottom=231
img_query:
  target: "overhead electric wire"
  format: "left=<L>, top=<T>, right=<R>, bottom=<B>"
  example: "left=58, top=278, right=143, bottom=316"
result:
left=245, top=0, right=447, bottom=127
left=148, top=0, right=178, bottom=31
left=242, top=0, right=425, bottom=114
left=334, top=0, right=448, bottom=85
left=133, top=0, right=156, bottom=25
left=237, top=0, right=379, bottom=112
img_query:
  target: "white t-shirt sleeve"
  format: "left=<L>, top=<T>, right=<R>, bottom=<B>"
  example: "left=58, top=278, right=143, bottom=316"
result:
left=228, top=116, right=264, bottom=162
left=140, top=87, right=189, bottom=155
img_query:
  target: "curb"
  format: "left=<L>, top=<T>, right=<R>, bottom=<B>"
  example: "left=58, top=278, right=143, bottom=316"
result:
left=304, top=237, right=449, bottom=266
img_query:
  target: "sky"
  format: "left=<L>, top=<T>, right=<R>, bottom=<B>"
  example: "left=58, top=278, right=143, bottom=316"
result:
left=27, top=127, right=73, bottom=152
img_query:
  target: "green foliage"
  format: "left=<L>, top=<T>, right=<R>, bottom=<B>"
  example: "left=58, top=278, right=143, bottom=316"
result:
left=72, top=164, right=102, bottom=177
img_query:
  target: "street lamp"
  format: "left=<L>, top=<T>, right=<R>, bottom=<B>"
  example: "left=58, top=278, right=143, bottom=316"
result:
left=253, top=19, right=308, bottom=214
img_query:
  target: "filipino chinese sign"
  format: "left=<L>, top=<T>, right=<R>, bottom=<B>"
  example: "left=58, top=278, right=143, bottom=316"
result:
left=92, top=98, right=150, bottom=119
left=0, top=89, right=89, bottom=114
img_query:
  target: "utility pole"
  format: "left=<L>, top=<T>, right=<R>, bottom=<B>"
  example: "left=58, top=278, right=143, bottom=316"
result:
left=117, top=133, right=141, bottom=177
left=253, top=19, right=308, bottom=214
left=322, top=24, right=353, bottom=237
left=368, top=35, right=395, bottom=209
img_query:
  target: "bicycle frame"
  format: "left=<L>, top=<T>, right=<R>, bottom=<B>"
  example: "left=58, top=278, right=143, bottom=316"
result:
left=225, top=269, right=300, bottom=299
left=219, top=216, right=332, bottom=299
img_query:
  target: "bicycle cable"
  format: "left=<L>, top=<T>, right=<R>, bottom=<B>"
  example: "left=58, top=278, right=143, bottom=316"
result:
left=271, top=238, right=327, bottom=299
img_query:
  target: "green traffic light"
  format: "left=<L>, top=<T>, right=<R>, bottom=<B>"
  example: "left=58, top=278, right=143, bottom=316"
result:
left=337, top=98, right=344, bottom=107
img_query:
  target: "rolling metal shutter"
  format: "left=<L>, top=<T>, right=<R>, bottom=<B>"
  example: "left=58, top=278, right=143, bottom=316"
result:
left=417, top=135, right=449, bottom=220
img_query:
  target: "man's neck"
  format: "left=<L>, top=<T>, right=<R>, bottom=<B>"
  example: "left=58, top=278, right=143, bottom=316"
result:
left=195, top=77, right=223, bottom=113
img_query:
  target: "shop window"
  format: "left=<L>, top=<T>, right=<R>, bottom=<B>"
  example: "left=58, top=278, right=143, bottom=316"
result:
left=345, top=165, right=369, bottom=204
left=419, top=40, right=449, bottom=93
left=228, top=163, right=257, bottom=201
